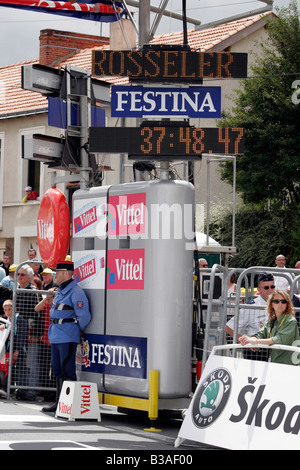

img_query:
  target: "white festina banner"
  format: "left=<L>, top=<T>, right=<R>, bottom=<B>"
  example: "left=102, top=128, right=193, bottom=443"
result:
left=176, top=351, right=300, bottom=450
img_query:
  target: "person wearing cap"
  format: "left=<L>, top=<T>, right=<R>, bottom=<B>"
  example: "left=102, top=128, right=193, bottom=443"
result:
left=40, top=267, right=57, bottom=291
left=22, top=186, right=39, bottom=203
left=0, top=264, right=18, bottom=291
left=225, top=272, right=276, bottom=361
left=42, top=260, right=91, bottom=413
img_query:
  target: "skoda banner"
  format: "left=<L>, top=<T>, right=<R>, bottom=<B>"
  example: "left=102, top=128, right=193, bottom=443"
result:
left=176, top=353, right=300, bottom=450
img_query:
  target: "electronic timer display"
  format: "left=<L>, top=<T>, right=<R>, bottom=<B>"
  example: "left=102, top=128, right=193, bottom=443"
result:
left=92, top=50, right=248, bottom=81
left=89, top=126, right=245, bottom=159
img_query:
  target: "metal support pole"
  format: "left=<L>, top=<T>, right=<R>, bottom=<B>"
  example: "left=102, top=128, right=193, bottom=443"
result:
left=206, top=157, right=210, bottom=247
left=232, top=156, right=236, bottom=247
left=138, top=0, right=150, bottom=47
left=64, top=65, right=92, bottom=189
left=160, top=161, right=170, bottom=180
left=79, top=93, right=90, bottom=189
left=149, top=0, right=170, bottom=38
left=148, top=370, right=159, bottom=420
left=144, top=370, right=161, bottom=432
left=126, top=0, right=201, bottom=27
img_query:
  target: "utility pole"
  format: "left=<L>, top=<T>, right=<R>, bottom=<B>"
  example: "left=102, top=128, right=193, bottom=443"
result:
left=138, top=0, right=150, bottom=48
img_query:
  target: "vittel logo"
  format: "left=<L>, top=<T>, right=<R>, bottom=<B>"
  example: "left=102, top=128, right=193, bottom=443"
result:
left=108, top=193, right=146, bottom=236
left=74, top=258, right=97, bottom=283
left=74, top=205, right=97, bottom=234
left=37, top=217, right=54, bottom=244
left=107, top=249, right=144, bottom=290
left=80, top=385, right=91, bottom=415
left=58, top=401, right=72, bottom=415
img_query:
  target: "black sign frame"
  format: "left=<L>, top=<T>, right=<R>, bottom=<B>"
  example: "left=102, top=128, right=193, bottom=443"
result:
left=92, top=50, right=248, bottom=82
left=89, top=125, right=245, bottom=160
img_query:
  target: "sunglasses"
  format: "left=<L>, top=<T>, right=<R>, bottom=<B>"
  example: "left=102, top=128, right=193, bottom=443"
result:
left=271, top=299, right=288, bottom=304
left=262, top=285, right=275, bottom=290
left=17, top=273, right=26, bottom=277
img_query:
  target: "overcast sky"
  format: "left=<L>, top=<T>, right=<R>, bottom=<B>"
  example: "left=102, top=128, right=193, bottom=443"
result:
left=0, top=0, right=296, bottom=67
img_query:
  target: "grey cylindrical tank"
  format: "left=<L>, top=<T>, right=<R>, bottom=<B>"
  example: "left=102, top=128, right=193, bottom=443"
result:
left=73, top=179, right=194, bottom=399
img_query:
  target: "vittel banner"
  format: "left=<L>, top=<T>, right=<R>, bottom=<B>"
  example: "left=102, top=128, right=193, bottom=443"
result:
left=76, top=333, right=147, bottom=379
left=73, top=197, right=107, bottom=238
left=74, top=205, right=97, bottom=234
left=107, top=249, right=144, bottom=290
left=108, top=192, right=146, bottom=236
left=72, top=251, right=106, bottom=290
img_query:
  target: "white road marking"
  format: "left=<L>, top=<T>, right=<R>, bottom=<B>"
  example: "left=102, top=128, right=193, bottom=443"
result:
left=0, top=440, right=99, bottom=450
left=0, top=415, right=57, bottom=422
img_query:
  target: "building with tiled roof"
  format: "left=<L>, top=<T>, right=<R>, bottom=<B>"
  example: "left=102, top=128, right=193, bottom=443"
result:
left=0, top=60, right=47, bottom=118
left=150, top=12, right=271, bottom=52
left=0, top=11, right=276, bottom=262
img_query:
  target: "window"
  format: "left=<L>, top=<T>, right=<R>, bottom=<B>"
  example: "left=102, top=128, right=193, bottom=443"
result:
left=27, top=157, right=41, bottom=193
left=20, top=126, right=45, bottom=200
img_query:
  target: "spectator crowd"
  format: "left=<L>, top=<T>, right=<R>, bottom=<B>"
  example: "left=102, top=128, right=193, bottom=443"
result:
left=0, top=249, right=58, bottom=400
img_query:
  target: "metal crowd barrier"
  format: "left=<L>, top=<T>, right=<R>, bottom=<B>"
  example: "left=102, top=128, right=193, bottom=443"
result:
left=2, top=261, right=300, bottom=399
left=5, top=261, right=56, bottom=400
left=211, top=342, right=300, bottom=361
left=201, top=265, right=300, bottom=370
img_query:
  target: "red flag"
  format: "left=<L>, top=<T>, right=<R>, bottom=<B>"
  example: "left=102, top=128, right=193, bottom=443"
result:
left=0, top=0, right=125, bottom=22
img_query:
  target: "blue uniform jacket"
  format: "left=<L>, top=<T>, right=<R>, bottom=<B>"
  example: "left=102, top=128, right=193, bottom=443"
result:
left=48, top=279, right=91, bottom=344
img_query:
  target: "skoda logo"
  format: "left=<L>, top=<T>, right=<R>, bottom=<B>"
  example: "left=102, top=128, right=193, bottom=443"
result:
left=192, top=367, right=232, bottom=428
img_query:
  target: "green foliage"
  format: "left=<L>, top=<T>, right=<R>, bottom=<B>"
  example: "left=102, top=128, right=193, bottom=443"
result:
left=210, top=2, right=300, bottom=267
left=219, top=1, right=300, bottom=206
left=209, top=203, right=300, bottom=268
left=289, top=203, right=300, bottom=265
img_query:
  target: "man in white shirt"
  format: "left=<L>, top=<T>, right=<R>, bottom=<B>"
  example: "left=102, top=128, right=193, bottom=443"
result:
left=274, top=254, right=293, bottom=291
left=225, top=272, right=275, bottom=360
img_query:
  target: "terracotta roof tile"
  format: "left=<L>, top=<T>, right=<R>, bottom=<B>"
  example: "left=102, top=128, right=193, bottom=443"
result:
left=0, top=59, right=47, bottom=118
left=148, top=12, right=274, bottom=51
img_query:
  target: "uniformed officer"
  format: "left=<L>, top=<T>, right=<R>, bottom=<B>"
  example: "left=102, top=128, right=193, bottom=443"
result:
left=42, top=260, right=91, bottom=413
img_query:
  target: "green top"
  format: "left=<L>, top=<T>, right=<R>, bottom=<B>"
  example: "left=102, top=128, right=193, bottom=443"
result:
left=254, top=314, right=300, bottom=366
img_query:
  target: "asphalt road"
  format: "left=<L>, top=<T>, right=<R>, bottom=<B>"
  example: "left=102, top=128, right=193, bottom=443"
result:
left=0, top=399, right=219, bottom=453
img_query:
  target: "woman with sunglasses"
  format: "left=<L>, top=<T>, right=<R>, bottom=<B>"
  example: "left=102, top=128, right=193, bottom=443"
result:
left=239, top=289, right=300, bottom=365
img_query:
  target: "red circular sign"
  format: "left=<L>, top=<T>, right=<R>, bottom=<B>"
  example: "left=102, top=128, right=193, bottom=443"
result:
left=37, top=187, right=70, bottom=268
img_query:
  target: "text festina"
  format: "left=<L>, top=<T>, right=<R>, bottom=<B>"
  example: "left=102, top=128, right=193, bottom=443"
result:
left=91, top=343, right=142, bottom=370
left=82, top=334, right=147, bottom=379
left=111, top=85, right=221, bottom=118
